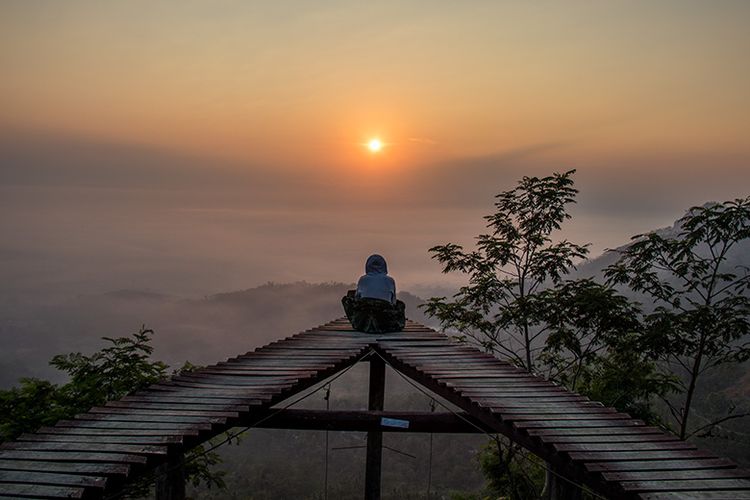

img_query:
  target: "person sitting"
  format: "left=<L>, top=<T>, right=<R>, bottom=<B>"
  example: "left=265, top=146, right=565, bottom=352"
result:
left=342, top=254, right=406, bottom=333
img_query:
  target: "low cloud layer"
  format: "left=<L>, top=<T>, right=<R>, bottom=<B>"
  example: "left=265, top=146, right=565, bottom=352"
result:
left=2, top=128, right=749, bottom=301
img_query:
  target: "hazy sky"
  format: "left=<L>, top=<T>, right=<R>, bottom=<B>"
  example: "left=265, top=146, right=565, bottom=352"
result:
left=2, top=1, right=749, bottom=296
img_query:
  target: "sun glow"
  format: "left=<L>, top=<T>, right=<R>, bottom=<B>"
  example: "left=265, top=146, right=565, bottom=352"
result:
left=367, top=138, right=383, bottom=153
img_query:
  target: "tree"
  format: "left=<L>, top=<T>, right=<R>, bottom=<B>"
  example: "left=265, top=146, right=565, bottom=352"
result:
left=606, top=198, right=750, bottom=439
left=423, top=171, right=666, bottom=499
left=423, top=170, right=588, bottom=372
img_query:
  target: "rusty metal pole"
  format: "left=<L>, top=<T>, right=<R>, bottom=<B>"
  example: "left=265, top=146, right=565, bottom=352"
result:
left=365, top=356, right=386, bottom=500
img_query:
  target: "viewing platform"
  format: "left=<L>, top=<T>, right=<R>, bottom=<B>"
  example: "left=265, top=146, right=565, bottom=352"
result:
left=1, top=319, right=749, bottom=499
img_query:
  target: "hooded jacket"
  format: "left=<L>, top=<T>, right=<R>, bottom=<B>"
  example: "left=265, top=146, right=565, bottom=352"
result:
left=355, top=254, right=397, bottom=304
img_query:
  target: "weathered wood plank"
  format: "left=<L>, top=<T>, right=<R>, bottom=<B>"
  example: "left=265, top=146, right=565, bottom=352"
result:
left=0, top=450, right=147, bottom=465
left=104, top=401, right=247, bottom=413
left=0, top=459, right=130, bottom=476
left=76, top=413, right=227, bottom=425
left=1, top=441, right=167, bottom=456
left=493, top=407, right=617, bottom=415
left=554, top=441, right=696, bottom=452
left=0, top=482, right=85, bottom=499
left=601, top=469, right=750, bottom=482
left=585, top=458, right=737, bottom=472
left=0, top=470, right=106, bottom=488
left=542, top=434, right=679, bottom=444
left=55, top=420, right=212, bottom=431
left=18, top=434, right=182, bottom=446
left=514, top=419, right=645, bottom=429
left=504, top=413, right=632, bottom=421
left=123, top=394, right=264, bottom=405
left=39, top=427, right=199, bottom=437
left=526, top=426, right=663, bottom=437
left=89, top=407, right=238, bottom=418
left=571, top=449, right=717, bottom=462
left=623, top=478, right=750, bottom=492
left=638, top=491, right=750, bottom=499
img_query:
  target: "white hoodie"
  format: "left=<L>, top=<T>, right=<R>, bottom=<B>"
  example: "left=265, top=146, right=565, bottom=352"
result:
left=355, top=254, right=397, bottom=304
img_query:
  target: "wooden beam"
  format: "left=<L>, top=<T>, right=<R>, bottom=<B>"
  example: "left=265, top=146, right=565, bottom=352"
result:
left=155, top=452, right=185, bottom=500
left=252, top=409, right=488, bottom=433
left=365, top=356, right=386, bottom=500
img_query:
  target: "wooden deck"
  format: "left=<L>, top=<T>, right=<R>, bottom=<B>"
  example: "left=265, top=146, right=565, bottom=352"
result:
left=1, top=318, right=749, bottom=499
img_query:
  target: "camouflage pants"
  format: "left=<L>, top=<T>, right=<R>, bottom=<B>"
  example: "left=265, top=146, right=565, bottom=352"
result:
left=341, top=292, right=406, bottom=333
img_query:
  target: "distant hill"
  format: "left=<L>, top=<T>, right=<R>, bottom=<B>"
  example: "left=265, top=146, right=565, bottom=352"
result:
left=0, top=281, right=432, bottom=388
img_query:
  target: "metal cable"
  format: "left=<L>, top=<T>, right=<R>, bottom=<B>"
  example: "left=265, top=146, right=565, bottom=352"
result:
left=104, top=348, right=375, bottom=500
left=371, top=349, right=609, bottom=500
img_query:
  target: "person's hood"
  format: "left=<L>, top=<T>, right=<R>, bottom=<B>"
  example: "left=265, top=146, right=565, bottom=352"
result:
left=365, top=254, right=388, bottom=275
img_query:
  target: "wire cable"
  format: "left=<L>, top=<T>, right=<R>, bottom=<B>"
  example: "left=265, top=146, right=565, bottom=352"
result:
left=104, top=349, right=375, bottom=500
left=371, top=349, right=608, bottom=500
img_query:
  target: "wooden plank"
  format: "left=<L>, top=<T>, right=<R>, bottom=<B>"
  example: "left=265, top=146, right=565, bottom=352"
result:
left=526, top=426, right=663, bottom=437
left=638, top=491, right=750, bottom=499
left=445, top=380, right=554, bottom=388
left=0, top=459, right=130, bottom=476
left=198, top=368, right=318, bottom=377
left=554, top=441, right=696, bottom=452
left=431, top=374, right=534, bottom=381
left=383, top=347, right=479, bottom=354
left=0, top=450, right=147, bottom=465
left=187, top=372, right=304, bottom=382
left=504, top=413, right=632, bottom=421
left=55, top=420, right=212, bottom=431
left=1, top=441, right=167, bottom=456
left=143, top=386, right=274, bottom=399
left=514, top=419, right=644, bottom=429
left=38, top=427, right=199, bottom=437
left=460, top=387, right=569, bottom=395
left=0, top=483, right=85, bottom=499
left=378, top=342, right=457, bottom=348
left=18, top=434, right=182, bottom=446
left=104, top=401, right=247, bottom=413
left=249, top=349, right=362, bottom=356
left=406, top=362, right=507, bottom=370
left=0, top=470, right=106, bottom=488
left=570, top=449, right=717, bottom=462
left=173, top=375, right=298, bottom=386
left=493, top=407, right=617, bottom=415
left=76, top=413, right=227, bottom=425
left=601, top=469, right=750, bottom=482
left=585, top=458, right=737, bottom=473
left=89, top=407, right=239, bottom=418
left=488, top=401, right=606, bottom=409
left=542, top=434, right=680, bottom=444
left=390, top=353, right=496, bottom=360
left=477, top=395, right=590, bottom=403
left=216, top=362, right=330, bottom=371
left=123, top=395, right=265, bottom=406
left=158, top=381, right=288, bottom=391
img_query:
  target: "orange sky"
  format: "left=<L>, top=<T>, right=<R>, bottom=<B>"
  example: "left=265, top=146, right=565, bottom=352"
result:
left=1, top=1, right=750, bottom=295
left=2, top=1, right=749, bottom=171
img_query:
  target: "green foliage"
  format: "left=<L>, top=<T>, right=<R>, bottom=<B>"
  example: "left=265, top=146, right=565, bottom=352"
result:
left=424, top=170, right=588, bottom=370
left=478, top=439, right=544, bottom=500
left=50, top=327, right=168, bottom=415
left=0, top=378, right=70, bottom=442
left=0, top=326, right=167, bottom=442
left=424, top=171, right=677, bottom=495
left=606, top=198, right=750, bottom=438
left=0, top=326, right=227, bottom=494
left=533, top=279, right=675, bottom=424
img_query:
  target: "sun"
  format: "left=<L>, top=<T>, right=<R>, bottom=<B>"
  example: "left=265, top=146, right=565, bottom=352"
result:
left=367, top=138, right=383, bottom=153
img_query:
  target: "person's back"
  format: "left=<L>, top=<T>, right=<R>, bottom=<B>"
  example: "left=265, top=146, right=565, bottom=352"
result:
left=342, top=254, right=405, bottom=333
left=356, top=254, right=396, bottom=303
